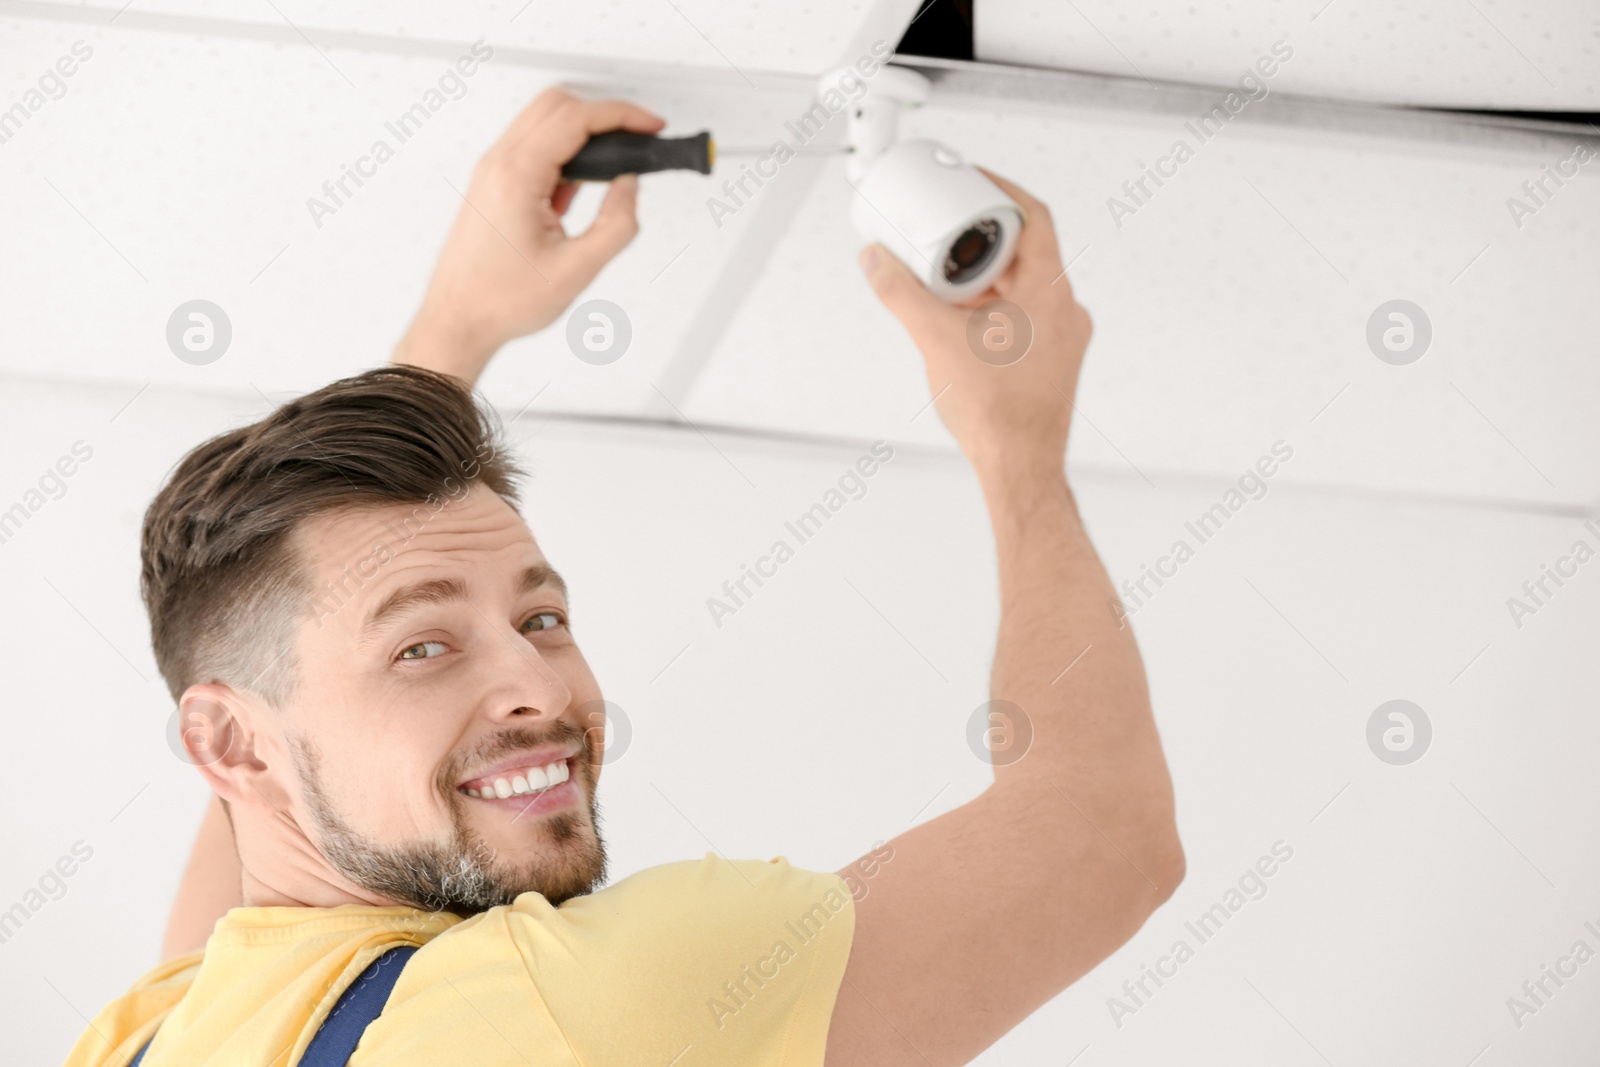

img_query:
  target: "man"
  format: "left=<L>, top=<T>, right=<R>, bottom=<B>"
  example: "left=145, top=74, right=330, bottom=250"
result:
left=64, top=87, right=1182, bottom=1066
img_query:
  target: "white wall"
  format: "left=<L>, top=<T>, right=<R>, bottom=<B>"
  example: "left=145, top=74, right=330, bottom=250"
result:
left=3, top=2, right=1598, bottom=1064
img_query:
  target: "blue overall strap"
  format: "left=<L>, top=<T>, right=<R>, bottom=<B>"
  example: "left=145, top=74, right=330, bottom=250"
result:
left=127, top=944, right=419, bottom=1067
left=298, top=944, right=419, bottom=1066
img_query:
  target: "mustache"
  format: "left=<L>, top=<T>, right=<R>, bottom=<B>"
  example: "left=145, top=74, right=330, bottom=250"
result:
left=440, top=717, right=594, bottom=791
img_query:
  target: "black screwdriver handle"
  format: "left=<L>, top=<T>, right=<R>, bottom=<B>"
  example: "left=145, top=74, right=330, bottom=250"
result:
left=560, top=130, right=714, bottom=181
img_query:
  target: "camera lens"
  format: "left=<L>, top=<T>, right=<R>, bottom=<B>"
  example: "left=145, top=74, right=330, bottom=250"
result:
left=942, top=218, right=1001, bottom=285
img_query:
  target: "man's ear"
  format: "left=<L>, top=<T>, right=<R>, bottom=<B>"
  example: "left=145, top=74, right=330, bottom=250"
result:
left=174, top=682, right=271, bottom=806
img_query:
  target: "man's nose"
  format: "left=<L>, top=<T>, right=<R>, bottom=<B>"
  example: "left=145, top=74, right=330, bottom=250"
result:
left=481, top=626, right=572, bottom=720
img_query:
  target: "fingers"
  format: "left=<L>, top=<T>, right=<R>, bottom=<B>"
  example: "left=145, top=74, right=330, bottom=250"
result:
left=561, top=173, right=641, bottom=279
left=976, top=167, right=1044, bottom=219
left=512, top=88, right=663, bottom=155
left=859, top=243, right=943, bottom=330
left=502, top=85, right=661, bottom=137
left=493, top=85, right=577, bottom=156
left=492, top=87, right=666, bottom=189
left=551, top=180, right=579, bottom=217
left=974, top=166, right=1068, bottom=296
left=573, top=96, right=667, bottom=136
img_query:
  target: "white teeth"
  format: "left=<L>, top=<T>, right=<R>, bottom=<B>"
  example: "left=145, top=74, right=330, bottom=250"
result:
left=462, top=757, right=573, bottom=798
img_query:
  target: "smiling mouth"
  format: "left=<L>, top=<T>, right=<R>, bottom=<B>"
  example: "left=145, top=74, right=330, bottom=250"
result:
left=458, top=756, right=573, bottom=800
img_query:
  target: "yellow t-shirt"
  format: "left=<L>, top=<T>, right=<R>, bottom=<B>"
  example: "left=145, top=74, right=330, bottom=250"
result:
left=62, top=854, right=856, bottom=1067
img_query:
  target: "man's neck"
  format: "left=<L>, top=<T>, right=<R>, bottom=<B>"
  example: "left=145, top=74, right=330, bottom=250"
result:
left=239, top=864, right=402, bottom=909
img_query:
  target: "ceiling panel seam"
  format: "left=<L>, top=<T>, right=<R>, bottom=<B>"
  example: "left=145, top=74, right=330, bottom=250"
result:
left=0, top=365, right=1588, bottom=520
left=0, top=0, right=823, bottom=91
left=897, top=57, right=1600, bottom=155
left=641, top=153, right=832, bottom=419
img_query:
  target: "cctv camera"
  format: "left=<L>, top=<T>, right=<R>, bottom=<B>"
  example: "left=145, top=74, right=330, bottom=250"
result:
left=824, top=66, right=1024, bottom=303
left=850, top=139, right=1024, bottom=303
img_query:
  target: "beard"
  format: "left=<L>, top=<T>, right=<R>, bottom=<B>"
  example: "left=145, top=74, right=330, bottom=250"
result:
left=289, top=722, right=608, bottom=916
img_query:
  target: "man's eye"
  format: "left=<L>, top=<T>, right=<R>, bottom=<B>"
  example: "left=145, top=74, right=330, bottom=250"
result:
left=398, top=640, right=449, bottom=661
left=521, top=612, right=566, bottom=634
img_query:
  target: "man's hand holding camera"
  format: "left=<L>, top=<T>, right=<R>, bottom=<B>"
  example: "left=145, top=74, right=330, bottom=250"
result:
left=857, top=168, right=1092, bottom=481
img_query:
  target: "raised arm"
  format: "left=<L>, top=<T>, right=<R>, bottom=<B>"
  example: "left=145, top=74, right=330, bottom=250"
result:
left=160, top=86, right=660, bottom=959
left=392, top=86, right=664, bottom=384
left=825, top=172, right=1184, bottom=1066
left=160, top=794, right=241, bottom=960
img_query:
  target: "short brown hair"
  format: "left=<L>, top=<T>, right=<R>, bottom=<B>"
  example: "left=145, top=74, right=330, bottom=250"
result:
left=140, top=365, right=524, bottom=706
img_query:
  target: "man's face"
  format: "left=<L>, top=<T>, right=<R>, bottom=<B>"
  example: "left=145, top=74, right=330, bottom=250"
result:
left=275, top=482, right=608, bottom=914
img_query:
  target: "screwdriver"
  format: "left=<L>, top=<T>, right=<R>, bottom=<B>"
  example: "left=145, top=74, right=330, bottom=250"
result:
left=560, top=130, right=715, bottom=181
left=559, top=130, right=849, bottom=181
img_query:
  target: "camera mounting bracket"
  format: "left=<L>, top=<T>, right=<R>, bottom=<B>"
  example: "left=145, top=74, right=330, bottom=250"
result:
left=819, top=66, right=932, bottom=182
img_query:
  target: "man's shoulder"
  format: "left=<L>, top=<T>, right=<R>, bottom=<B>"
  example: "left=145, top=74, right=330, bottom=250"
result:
left=515, top=853, right=851, bottom=920
left=423, top=852, right=855, bottom=960
left=59, top=952, right=204, bottom=1067
left=393, top=855, right=857, bottom=1063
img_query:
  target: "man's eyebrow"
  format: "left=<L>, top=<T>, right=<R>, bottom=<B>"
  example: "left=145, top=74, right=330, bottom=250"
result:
left=359, top=577, right=471, bottom=639
left=357, top=565, right=568, bottom=639
left=519, top=563, right=568, bottom=601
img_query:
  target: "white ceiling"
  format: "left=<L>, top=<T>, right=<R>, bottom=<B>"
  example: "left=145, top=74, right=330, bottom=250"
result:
left=977, top=0, right=1600, bottom=109
left=1, top=1, right=1597, bottom=516
left=2, top=0, right=922, bottom=78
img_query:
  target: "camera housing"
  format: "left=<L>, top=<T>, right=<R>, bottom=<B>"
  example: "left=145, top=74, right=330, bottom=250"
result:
left=850, top=139, right=1024, bottom=303
left=825, top=66, right=1024, bottom=303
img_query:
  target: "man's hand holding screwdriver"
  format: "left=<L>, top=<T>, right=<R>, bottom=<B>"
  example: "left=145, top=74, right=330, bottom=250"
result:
left=392, top=87, right=664, bottom=384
